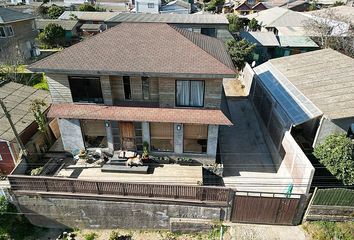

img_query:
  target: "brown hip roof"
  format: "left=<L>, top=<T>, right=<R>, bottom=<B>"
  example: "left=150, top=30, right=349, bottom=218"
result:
left=48, top=103, right=233, bottom=125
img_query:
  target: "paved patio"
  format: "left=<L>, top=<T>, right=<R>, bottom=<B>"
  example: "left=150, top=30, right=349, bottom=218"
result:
left=219, top=97, right=292, bottom=193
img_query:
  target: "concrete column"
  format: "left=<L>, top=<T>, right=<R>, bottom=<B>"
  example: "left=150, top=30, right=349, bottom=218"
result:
left=105, top=121, right=114, bottom=150
left=142, top=122, right=150, bottom=149
left=174, top=123, right=183, bottom=154
left=207, top=125, right=219, bottom=158
left=58, top=119, right=85, bottom=151
left=100, top=75, right=113, bottom=105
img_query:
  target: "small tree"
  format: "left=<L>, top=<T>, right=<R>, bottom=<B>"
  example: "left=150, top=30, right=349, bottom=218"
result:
left=314, top=134, right=354, bottom=185
left=206, top=0, right=225, bottom=13
left=47, top=5, right=65, bottom=19
left=79, top=4, right=96, bottom=11
left=248, top=18, right=261, bottom=31
left=227, top=14, right=245, bottom=33
left=37, top=23, right=66, bottom=48
left=226, top=39, right=255, bottom=70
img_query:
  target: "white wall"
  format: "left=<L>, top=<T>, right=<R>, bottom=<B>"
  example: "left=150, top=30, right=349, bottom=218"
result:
left=135, top=0, right=160, bottom=13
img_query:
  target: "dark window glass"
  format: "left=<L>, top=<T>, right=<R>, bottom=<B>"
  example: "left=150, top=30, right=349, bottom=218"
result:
left=201, top=28, right=216, bottom=37
left=0, top=27, right=6, bottom=37
left=69, top=76, right=103, bottom=103
left=142, top=77, right=150, bottom=100
left=176, top=80, right=204, bottom=107
left=123, top=76, right=131, bottom=100
left=148, top=3, right=154, bottom=8
left=183, top=124, right=208, bottom=153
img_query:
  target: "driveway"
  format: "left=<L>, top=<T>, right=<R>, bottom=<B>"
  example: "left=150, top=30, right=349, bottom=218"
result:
left=219, top=98, right=292, bottom=193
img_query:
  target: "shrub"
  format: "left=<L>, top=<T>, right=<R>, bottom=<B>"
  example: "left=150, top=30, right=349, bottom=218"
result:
left=109, top=230, right=120, bottom=240
left=314, top=134, right=354, bottom=185
left=226, top=39, right=255, bottom=70
left=84, top=232, right=98, bottom=240
left=30, top=166, right=43, bottom=176
left=227, top=14, right=245, bottom=33
left=37, top=23, right=66, bottom=48
left=248, top=18, right=261, bottom=31
left=47, top=5, right=65, bottom=19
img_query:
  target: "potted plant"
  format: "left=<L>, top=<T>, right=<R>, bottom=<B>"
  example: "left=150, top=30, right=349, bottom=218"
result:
left=142, top=141, right=150, bottom=161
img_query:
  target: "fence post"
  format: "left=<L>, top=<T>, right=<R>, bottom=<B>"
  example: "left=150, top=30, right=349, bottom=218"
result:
left=302, top=187, right=318, bottom=223
left=226, top=189, right=235, bottom=222
left=95, top=182, right=100, bottom=195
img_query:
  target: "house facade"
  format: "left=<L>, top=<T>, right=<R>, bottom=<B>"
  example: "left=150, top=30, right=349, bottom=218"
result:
left=134, top=0, right=161, bottom=13
left=0, top=8, right=38, bottom=63
left=29, top=23, right=235, bottom=164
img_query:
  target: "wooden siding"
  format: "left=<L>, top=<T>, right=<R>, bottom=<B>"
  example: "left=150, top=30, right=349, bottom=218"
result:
left=46, top=74, right=73, bottom=103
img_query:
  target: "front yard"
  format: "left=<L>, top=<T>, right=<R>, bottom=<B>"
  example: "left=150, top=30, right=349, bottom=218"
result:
left=302, top=221, right=354, bottom=240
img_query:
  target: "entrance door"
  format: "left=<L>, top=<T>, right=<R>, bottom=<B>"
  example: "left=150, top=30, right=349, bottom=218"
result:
left=120, top=122, right=135, bottom=150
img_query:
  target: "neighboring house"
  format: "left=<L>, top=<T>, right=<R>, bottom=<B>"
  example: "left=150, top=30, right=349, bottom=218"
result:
left=234, top=0, right=268, bottom=15
left=10, top=0, right=33, bottom=5
left=263, top=0, right=309, bottom=11
left=28, top=23, right=235, bottom=164
left=59, top=11, right=119, bottom=29
left=134, top=0, right=161, bottom=13
left=63, top=0, right=129, bottom=11
left=0, top=7, right=38, bottom=63
left=0, top=81, right=54, bottom=175
left=315, top=0, right=347, bottom=6
left=35, top=19, right=81, bottom=44
left=160, top=0, right=191, bottom=14
left=247, top=49, right=354, bottom=151
left=305, top=6, right=354, bottom=27
left=81, top=23, right=105, bottom=36
left=107, top=13, right=234, bottom=41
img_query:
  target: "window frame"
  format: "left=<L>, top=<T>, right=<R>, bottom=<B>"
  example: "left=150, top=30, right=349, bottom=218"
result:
left=149, top=122, right=174, bottom=152
left=123, top=76, right=132, bottom=100
left=147, top=2, right=155, bottom=8
left=68, top=76, right=104, bottom=104
left=0, top=26, right=6, bottom=38
left=183, top=124, right=208, bottom=154
left=142, top=76, right=150, bottom=100
left=175, top=80, right=205, bottom=108
left=5, top=25, right=14, bottom=37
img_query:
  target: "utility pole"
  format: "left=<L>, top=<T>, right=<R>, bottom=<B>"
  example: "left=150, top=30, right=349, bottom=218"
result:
left=0, top=98, right=28, bottom=157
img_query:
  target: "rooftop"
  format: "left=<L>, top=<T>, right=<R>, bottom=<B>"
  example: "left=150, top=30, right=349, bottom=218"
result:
left=29, top=23, right=235, bottom=78
left=0, top=82, right=51, bottom=142
left=48, top=103, right=233, bottom=125
left=0, top=7, right=34, bottom=24
left=35, top=19, right=79, bottom=31
left=81, top=23, right=103, bottom=31
left=240, top=31, right=279, bottom=47
left=107, top=12, right=229, bottom=24
left=277, top=35, right=318, bottom=47
left=254, top=49, right=354, bottom=123
left=304, top=6, right=354, bottom=25
left=59, top=11, right=120, bottom=22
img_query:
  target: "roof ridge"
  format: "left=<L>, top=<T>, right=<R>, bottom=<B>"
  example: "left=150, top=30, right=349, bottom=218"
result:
left=169, top=25, right=236, bottom=72
left=268, top=8, right=290, bottom=25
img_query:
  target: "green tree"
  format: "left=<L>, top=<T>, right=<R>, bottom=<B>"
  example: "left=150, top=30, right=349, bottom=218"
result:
left=248, top=18, right=261, bottom=31
left=226, top=39, right=255, bottom=70
left=47, top=5, right=65, bottom=19
left=79, top=4, right=96, bottom=11
left=314, top=134, right=354, bottom=185
left=206, top=0, right=225, bottom=12
left=227, top=14, right=245, bottom=33
left=37, top=23, right=66, bottom=48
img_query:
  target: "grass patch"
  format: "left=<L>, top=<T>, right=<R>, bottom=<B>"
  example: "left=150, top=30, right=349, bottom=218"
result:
left=303, top=221, right=354, bottom=240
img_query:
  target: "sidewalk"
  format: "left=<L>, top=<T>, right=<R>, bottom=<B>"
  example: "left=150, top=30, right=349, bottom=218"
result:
left=224, top=223, right=308, bottom=240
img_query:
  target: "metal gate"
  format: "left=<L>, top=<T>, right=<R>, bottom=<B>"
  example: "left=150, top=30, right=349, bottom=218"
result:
left=231, top=192, right=301, bottom=225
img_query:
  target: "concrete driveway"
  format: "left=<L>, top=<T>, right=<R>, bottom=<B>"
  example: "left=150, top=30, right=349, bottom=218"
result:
left=219, top=98, right=292, bottom=193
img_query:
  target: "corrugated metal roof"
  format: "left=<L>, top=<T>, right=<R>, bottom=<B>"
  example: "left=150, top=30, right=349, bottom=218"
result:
left=0, top=7, right=34, bottom=23
left=277, top=35, right=318, bottom=47
left=29, top=23, right=235, bottom=77
left=48, top=103, right=233, bottom=125
left=0, top=82, right=51, bottom=142
left=240, top=31, right=279, bottom=47
left=107, top=12, right=229, bottom=24
left=35, top=19, right=79, bottom=31
left=81, top=23, right=103, bottom=30
left=59, top=11, right=120, bottom=21
left=256, top=49, right=354, bottom=122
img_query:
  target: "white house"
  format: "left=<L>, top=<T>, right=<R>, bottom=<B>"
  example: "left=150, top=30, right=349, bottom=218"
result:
left=134, top=0, right=161, bottom=13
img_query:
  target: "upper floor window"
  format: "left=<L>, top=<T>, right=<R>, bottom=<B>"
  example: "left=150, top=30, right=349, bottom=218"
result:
left=176, top=80, right=204, bottom=107
left=0, top=27, right=6, bottom=38
left=5, top=26, right=14, bottom=37
left=123, top=76, right=131, bottom=100
left=201, top=28, right=216, bottom=37
left=148, top=3, right=155, bottom=8
left=69, top=76, right=103, bottom=103
left=142, top=76, right=150, bottom=100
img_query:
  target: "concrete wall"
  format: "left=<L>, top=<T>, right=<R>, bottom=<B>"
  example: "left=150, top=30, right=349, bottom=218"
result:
left=136, top=0, right=160, bottom=13
left=58, top=119, right=84, bottom=151
left=14, top=194, right=226, bottom=229
left=239, top=63, right=254, bottom=95
left=313, top=117, right=348, bottom=147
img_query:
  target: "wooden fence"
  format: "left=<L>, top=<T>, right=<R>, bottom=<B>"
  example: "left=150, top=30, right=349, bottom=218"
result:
left=304, top=188, right=354, bottom=222
left=8, top=175, right=231, bottom=203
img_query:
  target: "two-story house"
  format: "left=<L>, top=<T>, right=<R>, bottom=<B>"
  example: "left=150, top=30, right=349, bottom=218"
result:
left=0, top=8, right=38, bottom=63
left=134, top=0, right=161, bottom=13
left=29, top=23, right=235, bottom=164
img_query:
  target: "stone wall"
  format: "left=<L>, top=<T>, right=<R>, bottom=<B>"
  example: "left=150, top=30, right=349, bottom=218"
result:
left=14, top=194, right=227, bottom=229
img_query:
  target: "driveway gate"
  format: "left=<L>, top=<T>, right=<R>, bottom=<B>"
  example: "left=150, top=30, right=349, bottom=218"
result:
left=231, top=192, right=302, bottom=225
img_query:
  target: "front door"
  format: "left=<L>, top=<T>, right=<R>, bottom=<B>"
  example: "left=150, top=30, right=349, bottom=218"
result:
left=120, top=122, right=135, bottom=150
